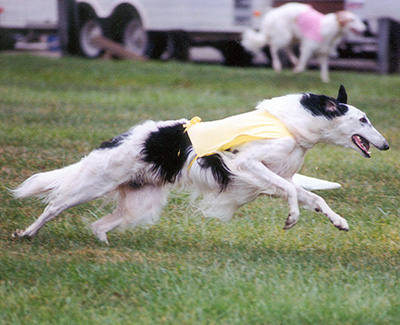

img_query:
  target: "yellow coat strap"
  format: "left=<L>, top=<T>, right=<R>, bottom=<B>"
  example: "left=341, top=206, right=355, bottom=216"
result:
left=183, top=116, right=201, bottom=133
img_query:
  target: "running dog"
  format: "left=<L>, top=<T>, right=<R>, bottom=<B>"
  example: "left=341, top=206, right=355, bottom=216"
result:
left=12, top=86, right=389, bottom=243
left=241, top=2, right=366, bottom=82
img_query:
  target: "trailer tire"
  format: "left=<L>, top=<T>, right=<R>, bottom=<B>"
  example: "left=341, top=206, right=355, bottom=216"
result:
left=220, top=40, right=253, bottom=66
left=146, top=32, right=168, bottom=59
left=0, top=30, right=16, bottom=51
left=78, top=18, right=103, bottom=58
left=120, top=17, right=167, bottom=59
left=169, top=31, right=190, bottom=61
left=122, top=18, right=148, bottom=57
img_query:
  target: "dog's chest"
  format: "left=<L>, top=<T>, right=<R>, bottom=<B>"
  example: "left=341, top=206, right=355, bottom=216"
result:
left=262, top=145, right=306, bottom=177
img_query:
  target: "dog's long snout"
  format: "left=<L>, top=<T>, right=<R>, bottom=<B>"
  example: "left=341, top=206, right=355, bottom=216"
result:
left=379, top=140, right=390, bottom=151
left=372, top=137, right=390, bottom=151
left=368, top=127, right=390, bottom=151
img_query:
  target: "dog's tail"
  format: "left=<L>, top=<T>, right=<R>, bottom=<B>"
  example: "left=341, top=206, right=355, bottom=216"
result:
left=241, top=29, right=268, bottom=54
left=11, top=162, right=82, bottom=202
left=292, top=174, right=341, bottom=191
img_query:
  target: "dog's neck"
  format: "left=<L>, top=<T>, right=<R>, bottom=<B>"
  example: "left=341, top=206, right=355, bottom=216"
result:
left=256, top=95, right=335, bottom=149
left=321, top=13, right=347, bottom=40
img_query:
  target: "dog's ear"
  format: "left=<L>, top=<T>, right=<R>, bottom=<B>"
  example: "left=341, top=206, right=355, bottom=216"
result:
left=336, top=11, right=353, bottom=27
left=326, top=100, right=339, bottom=113
left=337, top=85, right=348, bottom=104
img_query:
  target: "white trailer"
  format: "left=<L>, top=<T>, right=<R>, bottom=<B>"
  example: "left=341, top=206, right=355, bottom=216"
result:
left=0, top=0, right=270, bottom=65
left=59, top=0, right=270, bottom=65
left=0, top=0, right=58, bottom=49
left=2, top=0, right=400, bottom=69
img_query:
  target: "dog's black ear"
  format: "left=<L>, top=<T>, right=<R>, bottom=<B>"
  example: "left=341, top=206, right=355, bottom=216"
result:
left=337, top=85, right=347, bottom=104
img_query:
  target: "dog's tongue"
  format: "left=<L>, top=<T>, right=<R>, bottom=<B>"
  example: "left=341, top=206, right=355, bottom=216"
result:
left=353, top=135, right=371, bottom=157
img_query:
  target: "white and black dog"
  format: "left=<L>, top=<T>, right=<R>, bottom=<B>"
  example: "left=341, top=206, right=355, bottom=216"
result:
left=12, top=86, right=389, bottom=243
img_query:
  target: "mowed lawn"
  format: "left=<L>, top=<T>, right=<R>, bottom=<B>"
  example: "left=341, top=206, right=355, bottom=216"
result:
left=1, top=54, right=400, bottom=323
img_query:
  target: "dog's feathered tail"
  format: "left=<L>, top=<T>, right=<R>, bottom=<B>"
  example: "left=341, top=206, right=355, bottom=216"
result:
left=11, top=146, right=129, bottom=205
left=293, top=174, right=341, bottom=191
left=241, top=29, right=268, bottom=54
left=11, top=162, right=82, bottom=203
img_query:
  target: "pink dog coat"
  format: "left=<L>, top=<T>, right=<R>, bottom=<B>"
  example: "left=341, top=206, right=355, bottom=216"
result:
left=296, top=5, right=324, bottom=42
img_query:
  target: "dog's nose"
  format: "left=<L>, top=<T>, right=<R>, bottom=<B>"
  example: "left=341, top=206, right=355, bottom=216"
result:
left=380, top=141, right=390, bottom=151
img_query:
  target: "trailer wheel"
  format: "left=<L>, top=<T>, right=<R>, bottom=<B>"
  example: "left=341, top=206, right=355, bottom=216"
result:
left=0, top=30, right=16, bottom=51
left=146, top=32, right=168, bottom=59
left=78, top=18, right=103, bottom=58
left=220, top=40, right=253, bottom=66
left=122, top=18, right=148, bottom=57
left=121, top=17, right=168, bottom=59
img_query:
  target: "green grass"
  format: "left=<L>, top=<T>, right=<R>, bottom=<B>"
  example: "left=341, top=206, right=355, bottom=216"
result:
left=1, top=54, right=400, bottom=323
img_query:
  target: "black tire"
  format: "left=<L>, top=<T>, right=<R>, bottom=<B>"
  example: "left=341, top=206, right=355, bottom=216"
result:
left=0, top=29, right=16, bottom=51
left=118, top=15, right=167, bottom=59
left=58, top=0, right=80, bottom=56
left=220, top=40, right=253, bottom=67
left=121, top=18, right=148, bottom=57
left=146, top=32, right=168, bottom=59
left=169, top=31, right=190, bottom=61
left=78, top=17, right=103, bottom=58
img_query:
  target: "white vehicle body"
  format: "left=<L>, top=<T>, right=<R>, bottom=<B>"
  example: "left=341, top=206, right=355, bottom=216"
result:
left=0, top=0, right=57, bottom=30
left=0, top=0, right=271, bottom=63
left=77, top=0, right=265, bottom=32
left=70, top=0, right=270, bottom=62
left=2, top=0, right=400, bottom=66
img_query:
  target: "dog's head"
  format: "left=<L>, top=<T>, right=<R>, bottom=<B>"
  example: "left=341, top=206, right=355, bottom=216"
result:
left=336, top=11, right=366, bottom=35
left=301, top=85, right=389, bottom=158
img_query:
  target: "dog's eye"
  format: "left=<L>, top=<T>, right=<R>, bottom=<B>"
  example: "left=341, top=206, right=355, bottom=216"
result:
left=359, top=117, right=368, bottom=124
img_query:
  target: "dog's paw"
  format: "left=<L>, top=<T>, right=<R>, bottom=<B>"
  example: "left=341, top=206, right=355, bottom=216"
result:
left=91, top=226, right=110, bottom=245
left=283, top=214, right=299, bottom=230
left=332, top=217, right=349, bottom=232
left=12, top=229, right=27, bottom=239
left=293, top=66, right=304, bottom=74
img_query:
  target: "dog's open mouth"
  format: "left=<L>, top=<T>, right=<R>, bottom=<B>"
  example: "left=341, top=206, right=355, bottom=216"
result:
left=351, top=28, right=362, bottom=35
left=352, top=134, right=371, bottom=158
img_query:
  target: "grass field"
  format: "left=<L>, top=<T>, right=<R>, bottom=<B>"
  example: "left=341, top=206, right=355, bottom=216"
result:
left=1, top=54, right=400, bottom=323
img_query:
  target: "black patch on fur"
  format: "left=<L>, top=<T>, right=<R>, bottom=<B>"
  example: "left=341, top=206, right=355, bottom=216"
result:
left=198, top=154, right=232, bottom=191
left=142, top=123, right=191, bottom=183
left=98, top=132, right=130, bottom=150
left=300, top=93, right=348, bottom=120
left=128, top=179, right=145, bottom=189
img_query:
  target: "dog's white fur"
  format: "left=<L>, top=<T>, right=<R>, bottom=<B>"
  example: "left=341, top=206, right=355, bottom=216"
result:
left=12, top=86, right=389, bottom=244
left=242, top=2, right=366, bottom=82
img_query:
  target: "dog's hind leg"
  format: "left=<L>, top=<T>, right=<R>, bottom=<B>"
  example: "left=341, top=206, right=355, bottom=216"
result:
left=91, top=184, right=169, bottom=244
left=296, top=187, right=349, bottom=231
left=286, top=47, right=299, bottom=67
left=13, top=202, right=70, bottom=238
left=90, top=211, right=126, bottom=244
left=270, top=45, right=283, bottom=73
left=13, top=181, right=121, bottom=239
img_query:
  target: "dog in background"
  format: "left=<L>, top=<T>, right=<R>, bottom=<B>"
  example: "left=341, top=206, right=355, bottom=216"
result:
left=12, top=86, right=389, bottom=244
left=242, top=2, right=366, bottom=82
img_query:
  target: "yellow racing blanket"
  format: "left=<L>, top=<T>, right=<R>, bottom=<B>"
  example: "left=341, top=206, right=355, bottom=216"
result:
left=184, top=110, right=292, bottom=158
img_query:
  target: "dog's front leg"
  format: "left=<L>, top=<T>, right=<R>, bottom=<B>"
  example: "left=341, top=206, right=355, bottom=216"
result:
left=319, top=54, right=330, bottom=83
left=293, top=42, right=314, bottom=74
left=296, top=187, right=349, bottom=231
left=237, top=160, right=300, bottom=229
